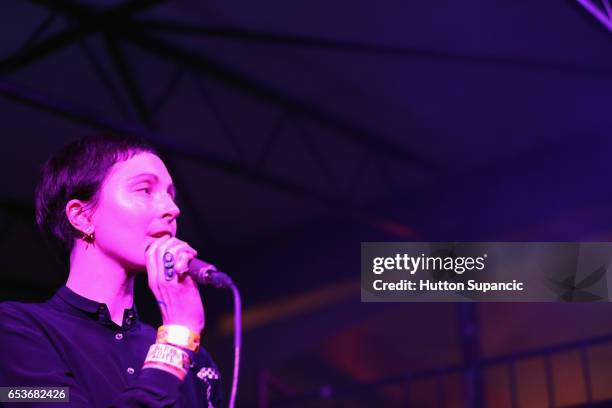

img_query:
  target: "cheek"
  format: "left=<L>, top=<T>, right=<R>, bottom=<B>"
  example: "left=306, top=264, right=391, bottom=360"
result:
left=94, top=195, right=151, bottom=249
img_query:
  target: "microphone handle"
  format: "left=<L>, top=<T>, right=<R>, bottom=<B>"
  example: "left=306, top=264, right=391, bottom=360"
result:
left=188, top=258, right=234, bottom=288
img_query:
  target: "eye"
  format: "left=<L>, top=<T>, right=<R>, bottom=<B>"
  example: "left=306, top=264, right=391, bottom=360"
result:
left=136, top=186, right=151, bottom=195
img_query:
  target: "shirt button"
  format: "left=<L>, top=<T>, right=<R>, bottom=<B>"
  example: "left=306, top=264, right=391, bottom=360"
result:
left=126, top=367, right=135, bottom=375
left=115, top=333, right=123, bottom=340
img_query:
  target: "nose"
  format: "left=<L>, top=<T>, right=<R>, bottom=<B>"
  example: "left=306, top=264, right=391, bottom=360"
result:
left=161, top=195, right=180, bottom=222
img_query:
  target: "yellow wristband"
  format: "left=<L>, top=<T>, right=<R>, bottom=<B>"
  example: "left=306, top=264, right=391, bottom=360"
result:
left=157, top=324, right=201, bottom=352
left=143, top=343, right=191, bottom=380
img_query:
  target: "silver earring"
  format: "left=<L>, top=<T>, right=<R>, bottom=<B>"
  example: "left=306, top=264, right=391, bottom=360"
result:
left=83, top=226, right=95, bottom=246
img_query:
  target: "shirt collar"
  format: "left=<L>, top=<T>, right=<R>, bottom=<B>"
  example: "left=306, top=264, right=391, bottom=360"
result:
left=54, top=286, right=139, bottom=330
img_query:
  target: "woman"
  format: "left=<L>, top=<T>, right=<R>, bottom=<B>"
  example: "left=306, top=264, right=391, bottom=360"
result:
left=0, top=134, right=222, bottom=407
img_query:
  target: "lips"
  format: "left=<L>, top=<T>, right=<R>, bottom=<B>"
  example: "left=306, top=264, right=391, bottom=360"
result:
left=150, top=231, right=172, bottom=238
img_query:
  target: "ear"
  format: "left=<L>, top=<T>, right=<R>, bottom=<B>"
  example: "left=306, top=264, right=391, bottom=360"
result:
left=65, top=199, right=94, bottom=235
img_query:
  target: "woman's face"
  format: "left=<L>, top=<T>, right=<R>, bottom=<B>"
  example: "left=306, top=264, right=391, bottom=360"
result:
left=89, top=151, right=180, bottom=271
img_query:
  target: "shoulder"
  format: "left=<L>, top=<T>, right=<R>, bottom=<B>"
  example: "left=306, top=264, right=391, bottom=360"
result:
left=0, top=301, right=52, bottom=347
left=0, top=300, right=47, bottom=324
left=0, top=300, right=36, bottom=313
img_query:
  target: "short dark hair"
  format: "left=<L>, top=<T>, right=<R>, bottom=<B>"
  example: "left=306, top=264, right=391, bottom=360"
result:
left=35, top=134, right=158, bottom=258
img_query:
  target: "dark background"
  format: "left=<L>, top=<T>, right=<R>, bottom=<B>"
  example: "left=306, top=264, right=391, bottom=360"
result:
left=2, top=1, right=612, bottom=406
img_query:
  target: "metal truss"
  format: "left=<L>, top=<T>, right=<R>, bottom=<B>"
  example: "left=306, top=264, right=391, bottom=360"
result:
left=138, top=17, right=612, bottom=78
left=577, top=0, right=612, bottom=31
left=0, top=0, right=428, bottom=238
left=265, top=330, right=612, bottom=407
left=12, top=0, right=431, bottom=166
left=0, top=79, right=421, bottom=239
left=3, top=1, right=607, bottom=235
left=0, top=0, right=164, bottom=75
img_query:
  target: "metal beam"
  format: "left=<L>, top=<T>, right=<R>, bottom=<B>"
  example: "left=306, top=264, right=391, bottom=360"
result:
left=192, top=76, right=245, bottom=160
left=576, top=0, right=612, bottom=31
left=137, top=18, right=612, bottom=78
left=272, top=330, right=612, bottom=405
left=27, top=0, right=163, bottom=21
left=0, top=0, right=164, bottom=75
left=103, top=33, right=151, bottom=120
left=150, top=65, right=185, bottom=118
left=115, top=26, right=434, bottom=168
left=0, top=79, right=421, bottom=238
left=457, top=303, right=484, bottom=408
left=17, top=11, right=58, bottom=52
left=78, top=39, right=132, bottom=119
left=22, top=1, right=435, bottom=170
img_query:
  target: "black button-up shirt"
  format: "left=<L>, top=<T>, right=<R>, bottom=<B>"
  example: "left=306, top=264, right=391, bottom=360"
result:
left=0, top=286, right=222, bottom=407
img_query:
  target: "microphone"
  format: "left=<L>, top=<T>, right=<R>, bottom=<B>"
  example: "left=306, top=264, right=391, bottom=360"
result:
left=189, top=258, right=241, bottom=408
left=188, top=258, right=234, bottom=288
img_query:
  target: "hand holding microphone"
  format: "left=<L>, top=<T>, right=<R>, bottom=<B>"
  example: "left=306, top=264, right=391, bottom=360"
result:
left=144, top=235, right=233, bottom=336
left=144, top=235, right=240, bottom=407
left=145, top=235, right=204, bottom=335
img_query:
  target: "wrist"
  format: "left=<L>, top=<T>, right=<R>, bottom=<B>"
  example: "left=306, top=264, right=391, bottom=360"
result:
left=157, top=324, right=201, bottom=353
left=142, top=324, right=201, bottom=381
left=142, top=343, right=191, bottom=380
left=162, top=319, right=203, bottom=335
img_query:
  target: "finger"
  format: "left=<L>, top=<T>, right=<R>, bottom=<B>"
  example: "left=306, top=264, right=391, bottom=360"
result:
left=145, top=234, right=171, bottom=296
left=174, top=251, right=189, bottom=275
left=174, top=243, right=197, bottom=274
left=162, top=241, right=197, bottom=275
left=156, top=238, right=196, bottom=283
left=178, top=250, right=197, bottom=275
left=158, top=237, right=181, bottom=283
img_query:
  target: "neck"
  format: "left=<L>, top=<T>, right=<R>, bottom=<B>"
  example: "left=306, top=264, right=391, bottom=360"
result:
left=66, top=241, right=135, bottom=326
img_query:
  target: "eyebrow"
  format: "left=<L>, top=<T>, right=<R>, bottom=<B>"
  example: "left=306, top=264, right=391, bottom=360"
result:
left=129, top=173, right=176, bottom=198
